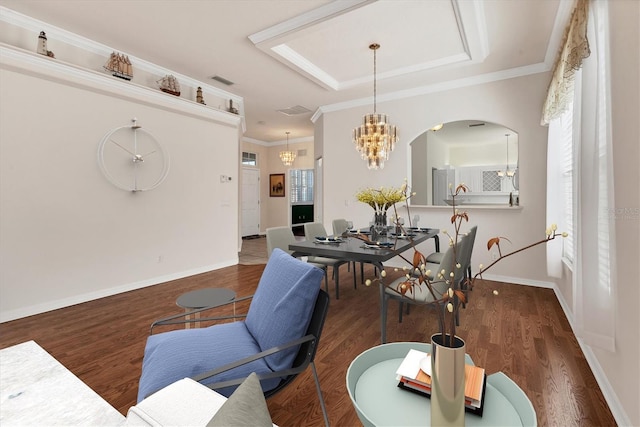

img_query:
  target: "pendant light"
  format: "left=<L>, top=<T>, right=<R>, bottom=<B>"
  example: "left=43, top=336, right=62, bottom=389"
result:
left=352, top=43, right=398, bottom=170
left=497, top=133, right=515, bottom=178
left=279, top=131, right=296, bottom=166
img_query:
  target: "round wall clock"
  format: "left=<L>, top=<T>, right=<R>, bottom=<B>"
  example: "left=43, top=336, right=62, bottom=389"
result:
left=97, top=118, right=169, bottom=192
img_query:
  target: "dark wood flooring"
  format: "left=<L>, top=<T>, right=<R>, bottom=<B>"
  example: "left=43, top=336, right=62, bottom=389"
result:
left=0, top=258, right=616, bottom=426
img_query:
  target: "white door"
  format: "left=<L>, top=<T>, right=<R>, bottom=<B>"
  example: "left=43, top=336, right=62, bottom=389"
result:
left=241, top=168, right=260, bottom=236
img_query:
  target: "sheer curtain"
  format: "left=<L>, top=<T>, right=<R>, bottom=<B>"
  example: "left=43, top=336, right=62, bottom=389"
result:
left=545, top=0, right=615, bottom=351
left=574, top=0, right=615, bottom=351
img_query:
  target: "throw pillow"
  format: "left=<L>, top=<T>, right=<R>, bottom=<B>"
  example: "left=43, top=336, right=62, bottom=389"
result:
left=207, top=372, right=272, bottom=427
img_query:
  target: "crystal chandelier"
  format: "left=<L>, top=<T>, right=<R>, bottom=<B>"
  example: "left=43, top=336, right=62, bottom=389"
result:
left=497, top=133, right=515, bottom=178
left=352, top=43, right=398, bottom=170
left=279, top=131, right=296, bottom=166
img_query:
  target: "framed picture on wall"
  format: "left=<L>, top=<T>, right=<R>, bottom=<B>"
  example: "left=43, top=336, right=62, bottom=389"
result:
left=269, top=173, right=285, bottom=197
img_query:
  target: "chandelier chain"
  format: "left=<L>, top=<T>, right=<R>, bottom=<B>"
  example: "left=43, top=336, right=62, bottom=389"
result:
left=370, top=43, right=379, bottom=114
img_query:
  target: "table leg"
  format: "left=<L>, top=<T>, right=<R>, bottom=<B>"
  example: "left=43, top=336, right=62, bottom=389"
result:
left=375, top=262, right=387, bottom=344
left=184, top=310, right=191, bottom=329
left=184, top=310, right=202, bottom=329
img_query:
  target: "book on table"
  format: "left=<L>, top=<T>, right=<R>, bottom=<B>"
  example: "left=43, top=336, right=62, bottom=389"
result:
left=395, top=348, right=487, bottom=416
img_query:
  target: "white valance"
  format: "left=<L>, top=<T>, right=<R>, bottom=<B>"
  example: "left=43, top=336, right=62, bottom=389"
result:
left=541, top=0, right=591, bottom=125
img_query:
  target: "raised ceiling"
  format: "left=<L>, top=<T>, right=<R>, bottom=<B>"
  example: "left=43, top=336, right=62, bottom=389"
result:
left=0, top=0, right=569, bottom=144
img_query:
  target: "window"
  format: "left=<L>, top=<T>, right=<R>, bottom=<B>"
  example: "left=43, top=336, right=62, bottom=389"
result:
left=545, top=0, right=615, bottom=350
left=290, top=169, right=313, bottom=203
left=549, top=99, right=577, bottom=264
left=241, top=152, right=257, bottom=166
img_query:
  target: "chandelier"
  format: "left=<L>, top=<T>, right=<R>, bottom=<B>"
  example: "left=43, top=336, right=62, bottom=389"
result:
left=279, top=131, right=296, bottom=166
left=352, top=43, right=398, bottom=170
left=497, top=133, right=515, bottom=178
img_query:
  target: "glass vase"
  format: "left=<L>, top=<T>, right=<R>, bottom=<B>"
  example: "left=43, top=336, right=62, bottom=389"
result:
left=373, top=212, right=387, bottom=238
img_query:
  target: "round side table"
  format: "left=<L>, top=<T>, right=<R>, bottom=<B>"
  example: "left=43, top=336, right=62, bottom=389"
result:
left=176, top=288, right=236, bottom=328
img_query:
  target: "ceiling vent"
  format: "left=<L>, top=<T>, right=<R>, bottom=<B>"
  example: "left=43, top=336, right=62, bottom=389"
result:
left=297, top=149, right=308, bottom=157
left=277, top=105, right=312, bottom=116
left=210, top=75, right=234, bottom=86
left=468, top=122, right=485, bottom=127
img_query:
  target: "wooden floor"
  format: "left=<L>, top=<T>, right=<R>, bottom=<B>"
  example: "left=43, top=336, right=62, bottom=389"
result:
left=0, top=237, right=616, bottom=426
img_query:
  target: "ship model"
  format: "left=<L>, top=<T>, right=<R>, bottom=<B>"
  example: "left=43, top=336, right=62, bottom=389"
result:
left=104, top=52, right=133, bottom=80
left=157, top=75, right=181, bottom=96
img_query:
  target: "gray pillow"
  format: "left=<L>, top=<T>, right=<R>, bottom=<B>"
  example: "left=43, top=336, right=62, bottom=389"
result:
left=207, top=373, right=272, bottom=427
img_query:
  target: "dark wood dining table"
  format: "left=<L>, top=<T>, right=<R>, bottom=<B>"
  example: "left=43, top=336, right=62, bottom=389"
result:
left=289, top=228, right=440, bottom=343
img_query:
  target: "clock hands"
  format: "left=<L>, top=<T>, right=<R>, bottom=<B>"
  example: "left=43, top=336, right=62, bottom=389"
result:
left=109, top=139, right=136, bottom=157
left=110, top=139, right=157, bottom=163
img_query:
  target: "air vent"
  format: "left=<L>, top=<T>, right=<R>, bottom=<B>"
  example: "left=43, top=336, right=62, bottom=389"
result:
left=210, top=75, right=234, bottom=86
left=277, top=105, right=312, bottom=116
left=468, top=122, right=485, bottom=127
left=297, top=149, right=307, bottom=157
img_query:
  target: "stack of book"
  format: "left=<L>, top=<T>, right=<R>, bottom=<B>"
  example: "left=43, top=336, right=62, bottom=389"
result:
left=395, top=349, right=487, bottom=416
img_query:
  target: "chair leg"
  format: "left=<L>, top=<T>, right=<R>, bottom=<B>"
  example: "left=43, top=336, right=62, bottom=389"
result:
left=333, top=266, right=340, bottom=299
left=323, top=268, right=329, bottom=294
left=360, top=262, right=365, bottom=284
left=352, top=262, right=357, bottom=289
left=311, top=361, right=330, bottom=427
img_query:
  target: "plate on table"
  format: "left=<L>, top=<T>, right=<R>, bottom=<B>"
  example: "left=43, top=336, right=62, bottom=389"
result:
left=349, top=229, right=370, bottom=235
left=390, top=233, right=417, bottom=239
left=409, top=227, right=431, bottom=232
left=315, top=236, right=343, bottom=244
left=362, top=242, right=394, bottom=249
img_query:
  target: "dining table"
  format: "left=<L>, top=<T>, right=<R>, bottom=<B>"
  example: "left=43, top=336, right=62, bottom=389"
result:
left=289, top=227, right=440, bottom=343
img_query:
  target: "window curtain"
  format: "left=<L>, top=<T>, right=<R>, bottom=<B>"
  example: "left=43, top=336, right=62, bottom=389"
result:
left=541, top=0, right=591, bottom=126
left=573, top=0, right=616, bottom=352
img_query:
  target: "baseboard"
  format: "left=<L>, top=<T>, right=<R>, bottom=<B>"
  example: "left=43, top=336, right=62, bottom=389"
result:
left=550, top=284, right=632, bottom=426
left=0, top=259, right=237, bottom=323
left=479, top=273, right=556, bottom=288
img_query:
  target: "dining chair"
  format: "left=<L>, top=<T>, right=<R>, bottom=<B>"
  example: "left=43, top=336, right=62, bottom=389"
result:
left=426, top=225, right=477, bottom=281
left=265, top=226, right=329, bottom=294
left=304, top=222, right=352, bottom=299
left=332, top=218, right=364, bottom=284
left=381, top=235, right=470, bottom=342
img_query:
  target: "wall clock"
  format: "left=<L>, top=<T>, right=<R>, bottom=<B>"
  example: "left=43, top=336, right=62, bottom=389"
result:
left=97, top=118, right=169, bottom=192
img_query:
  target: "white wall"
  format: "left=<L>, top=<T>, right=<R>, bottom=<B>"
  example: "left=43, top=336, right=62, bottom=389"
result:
left=0, top=48, right=241, bottom=322
left=320, top=73, right=551, bottom=281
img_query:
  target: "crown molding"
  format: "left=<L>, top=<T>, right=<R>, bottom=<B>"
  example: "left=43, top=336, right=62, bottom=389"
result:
left=248, top=0, right=373, bottom=45
left=312, top=60, right=550, bottom=122
left=242, top=135, right=313, bottom=147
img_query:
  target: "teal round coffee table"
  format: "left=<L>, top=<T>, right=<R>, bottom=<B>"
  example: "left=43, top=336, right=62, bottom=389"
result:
left=346, top=342, right=535, bottom=426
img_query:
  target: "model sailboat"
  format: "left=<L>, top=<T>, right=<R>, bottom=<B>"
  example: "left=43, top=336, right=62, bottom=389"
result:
left=157, top=75, right=181, bottom=96
left=104, top=52, right=133, bottom=80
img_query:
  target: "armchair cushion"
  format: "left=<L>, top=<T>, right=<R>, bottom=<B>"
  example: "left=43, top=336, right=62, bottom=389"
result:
left=137, top=321, right=277, bottom=402
left=245, top=248, right=323, bottom=372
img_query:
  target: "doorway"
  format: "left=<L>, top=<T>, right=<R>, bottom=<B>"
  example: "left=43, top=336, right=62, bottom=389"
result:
left=241, top=168, right=260, bottom=237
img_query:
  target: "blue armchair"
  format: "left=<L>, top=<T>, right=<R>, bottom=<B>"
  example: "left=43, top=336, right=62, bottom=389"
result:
left=137, top=249, right=329, bottom=424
